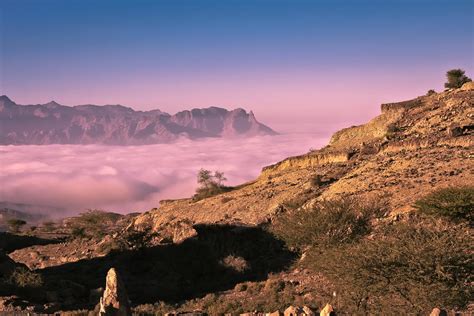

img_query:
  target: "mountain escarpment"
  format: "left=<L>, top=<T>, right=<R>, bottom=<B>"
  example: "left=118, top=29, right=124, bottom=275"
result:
left=0, top=96, right=276, bottom=145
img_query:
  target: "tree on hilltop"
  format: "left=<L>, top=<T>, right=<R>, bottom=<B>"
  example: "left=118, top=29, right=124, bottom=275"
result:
left=194, top=168, right=230, bottom=200
left=444, top=69, right=472, bottom=89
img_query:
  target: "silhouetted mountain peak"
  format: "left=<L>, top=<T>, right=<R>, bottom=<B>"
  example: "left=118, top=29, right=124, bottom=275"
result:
left=0, top=98, right=277, bottom=145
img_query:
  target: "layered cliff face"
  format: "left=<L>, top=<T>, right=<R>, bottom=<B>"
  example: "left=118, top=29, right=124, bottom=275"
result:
left=132, top=83, right=474, bottom=233
left=0, top=96, right=276, bottom=145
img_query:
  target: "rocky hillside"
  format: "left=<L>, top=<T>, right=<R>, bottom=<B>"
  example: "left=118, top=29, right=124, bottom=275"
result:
left=132, top=82, right=473, bottom=234
left=0, top=96, right=276, bottom=145
left=2, top=83, right=473, bottom=314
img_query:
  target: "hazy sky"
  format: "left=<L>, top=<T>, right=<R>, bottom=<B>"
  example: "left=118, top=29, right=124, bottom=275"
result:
left=1, top=0, right=473, bottom=132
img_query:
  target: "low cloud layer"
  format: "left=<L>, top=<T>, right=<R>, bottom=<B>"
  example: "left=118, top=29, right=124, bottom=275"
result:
left=0, top=134, right=327, bottom=216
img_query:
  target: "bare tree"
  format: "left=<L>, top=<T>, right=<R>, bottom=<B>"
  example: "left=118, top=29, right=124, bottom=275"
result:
left=213, top=171, right=227, bottom=187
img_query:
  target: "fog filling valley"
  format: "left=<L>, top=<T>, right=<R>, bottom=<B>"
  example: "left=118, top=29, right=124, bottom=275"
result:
left=0, top=134, right=326, bottom=217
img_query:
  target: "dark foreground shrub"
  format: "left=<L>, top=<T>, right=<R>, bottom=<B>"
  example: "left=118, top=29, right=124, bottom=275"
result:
left=8, top=267, right=43, bottom=288
left=305, top=224, right=473, bottom=314
left=414, top=186, right=474, bottom=223
left=271, top=196, right=385, bottom=250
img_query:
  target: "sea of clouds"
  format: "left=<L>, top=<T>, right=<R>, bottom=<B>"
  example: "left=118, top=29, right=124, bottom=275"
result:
left=0, top=134, right=327, bottom=216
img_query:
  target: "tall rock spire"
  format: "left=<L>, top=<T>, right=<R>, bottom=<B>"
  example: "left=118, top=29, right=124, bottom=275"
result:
left=99, top=268, right=132, bottom=316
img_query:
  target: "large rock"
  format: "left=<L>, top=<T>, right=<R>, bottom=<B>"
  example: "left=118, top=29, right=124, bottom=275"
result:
left=99, top=268, right=131, bottom=316
left=283, top=306, right=314, bottom=316
left=460, top=81, right=474, bottom=91
left=429, top=308, right=447, bottom=316
left=319, top=304, right=333, bottom=316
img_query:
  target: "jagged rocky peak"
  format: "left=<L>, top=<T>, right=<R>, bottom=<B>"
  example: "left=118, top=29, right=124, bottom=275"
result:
left=0, top=97, right=276, bottom=145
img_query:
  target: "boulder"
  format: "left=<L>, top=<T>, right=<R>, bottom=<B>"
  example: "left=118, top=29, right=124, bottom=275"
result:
left=319, top=304, right=333, bottom=316
left=302, top=306, right=315, bottom=316
left=283, top=306, right=314, bottom=316
left=429, top=308, right=447, bottom=316
left=99, top=268, right=131, bottom=316
left=460, top=81, right=474, bottom=91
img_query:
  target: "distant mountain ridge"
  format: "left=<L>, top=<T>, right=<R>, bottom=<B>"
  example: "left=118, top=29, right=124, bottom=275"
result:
left=0, top=96, right=276, bottom=145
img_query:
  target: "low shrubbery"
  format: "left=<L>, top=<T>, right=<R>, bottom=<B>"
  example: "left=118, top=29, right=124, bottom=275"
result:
left=7, top=219, right=27, bottom=233
left=414, top=186, right=473, bottom=223
left=272, top=196, right=384, bottom=250
left=304, top=223, right=472, bottom=314
left=67, top=210, right=122, bottom=239
left=270, top=192, right=473, bottom=314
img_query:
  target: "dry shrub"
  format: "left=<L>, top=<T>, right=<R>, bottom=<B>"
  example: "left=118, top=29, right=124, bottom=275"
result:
left=8, top=267, right=43, bottom=288
left=219, top=255, right=249, bottom=273
left=414, top=186, right=474, bottom=223
left=272, top=196, right=385, bottom=250
left=305, top=223, right=473, bottom=314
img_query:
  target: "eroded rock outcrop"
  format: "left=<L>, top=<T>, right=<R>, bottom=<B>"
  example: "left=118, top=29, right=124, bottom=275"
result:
left=99, top=268, right=131, bottom=316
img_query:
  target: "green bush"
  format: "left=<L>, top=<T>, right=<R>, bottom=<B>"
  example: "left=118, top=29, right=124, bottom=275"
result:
left=414, top=186, right=474, bottom=223
left=304, top=224, right=473, bottom=314
left=444, top=69, right=472, bottom=89
left=271, top=196, right=384, bottom=250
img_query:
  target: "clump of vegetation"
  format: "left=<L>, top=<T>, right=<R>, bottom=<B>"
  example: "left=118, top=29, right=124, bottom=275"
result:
left=8, top=267, right=43, bottom=288
left=384, top=123, right=402, bottom=140
left=67, top=210, right=122, bottom=239
left=281, top=192, right=316, bottom=210
left=221, top=196, right=234, bottom=203
left=304, top=223, right=473, bottom=314
left=7, top=219, right=27, bottom=233
left=414, top=186, right=473, bottom=223
left=41, top=221, right=57, bottom=232
left=193, top=169, right=233, bottom=201
left=426, top=89, right=436, bottom=96
left=219, top=255, right=249, bottom=273
left=444, top=69, right=472, bottom=89
left=272, top=196, right=384, bottom=250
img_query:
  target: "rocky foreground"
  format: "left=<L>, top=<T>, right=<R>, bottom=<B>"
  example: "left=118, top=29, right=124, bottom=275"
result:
left=1, top=82, right=473, bottom=314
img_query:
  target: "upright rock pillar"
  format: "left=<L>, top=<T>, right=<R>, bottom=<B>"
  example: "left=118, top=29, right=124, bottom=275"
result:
left=99, top=268, right=131, bottom=316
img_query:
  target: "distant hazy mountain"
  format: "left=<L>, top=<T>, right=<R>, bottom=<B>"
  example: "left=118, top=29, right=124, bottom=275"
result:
left=0, top=96, right=277, bottom=145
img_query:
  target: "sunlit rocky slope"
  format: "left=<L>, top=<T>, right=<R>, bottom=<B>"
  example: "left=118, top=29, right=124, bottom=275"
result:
left=2, top=82, right=473, bottom=314
left=132, top=82, right=473, bottom=236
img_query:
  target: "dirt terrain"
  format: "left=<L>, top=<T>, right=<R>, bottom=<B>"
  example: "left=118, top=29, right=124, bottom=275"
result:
left=1, top=83, right=473, bottom=314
